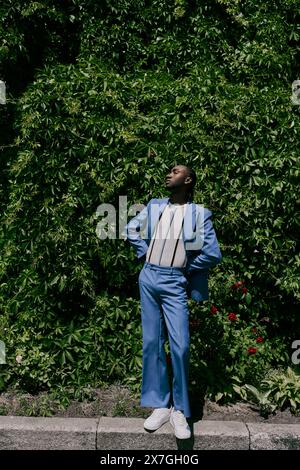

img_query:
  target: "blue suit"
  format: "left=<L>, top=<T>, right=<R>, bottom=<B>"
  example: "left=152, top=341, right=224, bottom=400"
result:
left=124, top=197, right=222, bottom=301
left=124, top=197, right=222, bottom=417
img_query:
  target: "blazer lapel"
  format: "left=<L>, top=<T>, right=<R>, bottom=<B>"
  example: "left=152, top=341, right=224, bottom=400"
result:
left=182, top=201, right=197, bottom=242
left=184, top=202, right=205, bottom=251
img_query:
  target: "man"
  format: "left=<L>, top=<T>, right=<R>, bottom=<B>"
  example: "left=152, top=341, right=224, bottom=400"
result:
left=124, top=164, right=222, bottom=439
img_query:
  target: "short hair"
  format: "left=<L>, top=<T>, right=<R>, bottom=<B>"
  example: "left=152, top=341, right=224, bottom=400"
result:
left=184, top=166, right=197, bottom=201
left=185, top=166, right=197, bottom=189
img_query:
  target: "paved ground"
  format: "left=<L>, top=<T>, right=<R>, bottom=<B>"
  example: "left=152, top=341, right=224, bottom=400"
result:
left=0, top=416, right=300, bottom=450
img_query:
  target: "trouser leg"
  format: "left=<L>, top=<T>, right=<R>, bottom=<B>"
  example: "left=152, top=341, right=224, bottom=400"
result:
left=138, top=271, right=171, bottom=408
left=161, top=278, right=191, bottom=418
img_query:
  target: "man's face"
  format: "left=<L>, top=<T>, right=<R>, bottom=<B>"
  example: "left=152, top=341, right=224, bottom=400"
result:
left=165, top=165, right=191, bottom=190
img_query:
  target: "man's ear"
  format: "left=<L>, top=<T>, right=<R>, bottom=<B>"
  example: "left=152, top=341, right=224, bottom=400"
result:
left=185, top=176, right=192, bottom=185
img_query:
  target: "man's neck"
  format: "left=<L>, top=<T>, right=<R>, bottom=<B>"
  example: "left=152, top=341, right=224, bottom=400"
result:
left=168, top=192, right=189, bottom=205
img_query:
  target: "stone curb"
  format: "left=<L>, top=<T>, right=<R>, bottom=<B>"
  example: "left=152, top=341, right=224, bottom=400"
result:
left=0, top=416, right=299, bottom=450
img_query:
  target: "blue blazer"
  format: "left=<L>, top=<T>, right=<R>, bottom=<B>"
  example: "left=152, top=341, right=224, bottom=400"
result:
left=124, top=197, right=222, bottom=302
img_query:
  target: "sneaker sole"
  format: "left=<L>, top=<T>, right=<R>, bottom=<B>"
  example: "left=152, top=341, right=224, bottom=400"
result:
left=169, top=415, right=191, bottom=439
left=144, top=416, right=170, bottom=432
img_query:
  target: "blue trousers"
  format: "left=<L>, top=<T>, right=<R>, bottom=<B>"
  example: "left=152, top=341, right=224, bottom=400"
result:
left=138, top=261, right=191, bottom=417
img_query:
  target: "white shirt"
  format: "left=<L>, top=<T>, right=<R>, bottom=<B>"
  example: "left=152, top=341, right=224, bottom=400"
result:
left=146, top=203, right=188, bottom=267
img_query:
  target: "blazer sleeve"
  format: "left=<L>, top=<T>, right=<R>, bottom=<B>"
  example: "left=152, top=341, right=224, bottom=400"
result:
left=123, top=199, right=153, bottom=259
left=186, top=208, right=222, bottom=273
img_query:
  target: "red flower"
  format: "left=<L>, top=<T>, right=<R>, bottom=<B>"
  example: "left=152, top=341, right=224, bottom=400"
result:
left=230, top=280, right=245, bottom=289
left=251, top=327, right=257, bottom=333
left=210, top=305, right=218, bottom=315
left=256, top=336, right=264, bottom=343
left=166, top=353, right=172, bottom=365
left=242, top=287, right=248, bottom=294
left=247, top=347, right=257, bottom=355
left=227, top=312, right=237, bottom=321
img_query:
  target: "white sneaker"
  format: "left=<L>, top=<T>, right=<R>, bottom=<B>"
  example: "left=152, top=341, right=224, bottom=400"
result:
left=170, top=408, right=191, bottom=439
left=144, top=407, right=171, bottom=431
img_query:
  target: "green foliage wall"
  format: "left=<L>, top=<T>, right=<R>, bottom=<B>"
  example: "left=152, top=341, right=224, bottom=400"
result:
left=0, top=0, right=299, bottom=392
